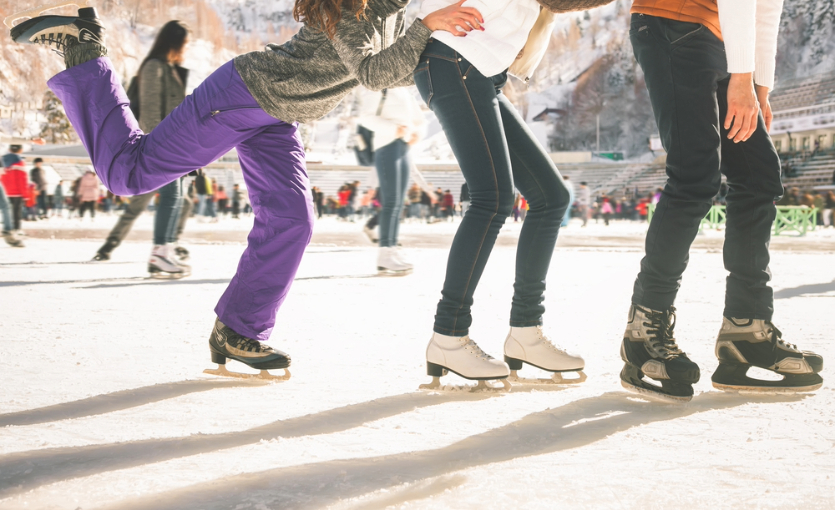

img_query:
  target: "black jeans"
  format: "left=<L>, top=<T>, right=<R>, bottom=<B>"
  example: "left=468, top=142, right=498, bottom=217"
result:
left=630, top=14, right=783, bottom=320
left=374, top=139, right=411, bottom=247
left=9, top=196, right=23, bottom=230
left=414, top=40, right=570, bottom=336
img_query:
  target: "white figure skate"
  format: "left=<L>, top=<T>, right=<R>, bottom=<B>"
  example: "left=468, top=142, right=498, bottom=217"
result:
left=420, top=332, right=511, bottom=392
left=504, top=326, right=587, bottom=386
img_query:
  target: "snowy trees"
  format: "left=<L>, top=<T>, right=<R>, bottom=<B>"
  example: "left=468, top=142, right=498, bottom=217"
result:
left=39, top=91, right=76, bottom=144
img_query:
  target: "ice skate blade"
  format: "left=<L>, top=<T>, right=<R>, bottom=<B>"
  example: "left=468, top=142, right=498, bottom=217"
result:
left=4, top=0, right=89, bottom=28
left=149, top=270, right=189, bottom=280
left=419, top=376, right=511, bottom=393
left=712, top=381, right=822, bottom=395
left=621, top=380, right=692, bottom=404
left=508, top=370, right=587, bottom=385
left=377, top=267, right=412, bottom=277
left=204, top=364, right=291, bottom=382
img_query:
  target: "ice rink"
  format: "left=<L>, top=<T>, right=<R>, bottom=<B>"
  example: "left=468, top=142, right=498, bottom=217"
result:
left=1, top=216, right=834, bottom=509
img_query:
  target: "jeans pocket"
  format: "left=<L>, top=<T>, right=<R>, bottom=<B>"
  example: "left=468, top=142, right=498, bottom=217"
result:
left=665, top=20, right=704, bottom=46
left=414, top=60, right=433, bottom=109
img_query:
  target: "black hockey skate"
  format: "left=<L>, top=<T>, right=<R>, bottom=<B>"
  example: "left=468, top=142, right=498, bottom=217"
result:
left=620, top=305, right=700, bottom=403
left=712, top=318, right=823, bottom=394
left=204, top=318, right=291, bottom=381
left=6, top=1, right=104, bottom=54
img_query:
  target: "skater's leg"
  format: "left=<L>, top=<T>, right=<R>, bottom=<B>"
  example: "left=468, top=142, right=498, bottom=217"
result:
left=498, top=93, right=570, bottom=327
left=414, top=43, right=514, bottom=336
left=10, top=197, right=23, bottom=230
left=175, top=187, right=193, bottom=242
left=391, top=144, right=411, bottom=245
left=375, top=140, right=402, bottom=248
left=717, top=84, right=783, bottom=320
left=0, top=186, right=12, bottom=233
left=101, top=191, right=153, bottom=250
left=214, top=121, right=313, bottom=341
left=47, top=59, right=276, bottom=196
left=630, top=16, right=725, bottom=310
left=153, top=179, right=182, bottom=246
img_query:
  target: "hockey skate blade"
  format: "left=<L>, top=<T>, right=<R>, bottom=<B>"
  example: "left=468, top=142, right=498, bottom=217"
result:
left=419, top=376, right=511, bottom=393
left=508, top=370, right=587, bottom=386
left=204, top=364, right=291, bottom=382
left=4, top=0, right=89, bottom=28
left=621, top=380, right=692, bottom=404
left=712, top=364, right=822, bottom=395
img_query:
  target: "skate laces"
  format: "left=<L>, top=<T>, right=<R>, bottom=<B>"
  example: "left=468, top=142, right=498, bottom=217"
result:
left=227, top=330, right=271, bottom=353
left=33, top=32, right=76, bottom=55
left=765, top=322, right=797, bottom=351
left=643, top=307, right=683, bottom=358
left=461, top=336, right=493, bottom=360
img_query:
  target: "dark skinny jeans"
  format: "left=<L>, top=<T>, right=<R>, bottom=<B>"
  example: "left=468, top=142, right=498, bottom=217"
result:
left=629, top=14, right=783, bottom=320
left=374, top=139, right=411, bottom=248
left=414, top=40, right=570, bottom=336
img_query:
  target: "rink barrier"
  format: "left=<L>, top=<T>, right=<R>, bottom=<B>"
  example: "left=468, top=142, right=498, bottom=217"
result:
left=647, top=204, right=817, bottom=236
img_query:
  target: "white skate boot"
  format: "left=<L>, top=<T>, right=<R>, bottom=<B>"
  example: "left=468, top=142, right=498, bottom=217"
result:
left=148, top=244, right=190, bottom=279
left=504, top=326, right=586, bottom=385
left=420, top=332, right=511, bottom=391
left=377, top=246, right=412, bottom=276
left=391, top=247, right=413, bottom=270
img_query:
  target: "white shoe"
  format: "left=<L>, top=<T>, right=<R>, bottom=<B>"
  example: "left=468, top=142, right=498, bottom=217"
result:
left=377, top=247, right=411, bottom=275
left=425, top=332, right=509, bottom=380
left=363, top=225, right=378, bottom=243
left=391, top=247, right=413, bottom=270
left=504, top=326, right=584, bottom=373
left=149, top=244, right=189, bottom=279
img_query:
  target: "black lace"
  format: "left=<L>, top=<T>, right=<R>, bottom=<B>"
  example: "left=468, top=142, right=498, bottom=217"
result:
left=224, top=327, right=270, bottom=353
left=642, top=306, right=683, bottom=358
left=33, top=33, right=75, bottom=56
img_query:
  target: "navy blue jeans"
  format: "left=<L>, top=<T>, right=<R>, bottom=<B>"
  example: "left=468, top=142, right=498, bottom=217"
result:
left=374, top=139, right=411, bottom=248
left=414, top=40, right=570, bottom=336
left=153, top=179, right=183, bottom=245
left=629, top=14, right=783, bottom=320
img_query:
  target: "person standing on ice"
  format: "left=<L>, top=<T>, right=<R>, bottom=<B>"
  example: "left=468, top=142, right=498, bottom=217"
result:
left=1, top=144, right=27, bottom=247
left=619, top=0, right=824, bottom=403
left=414, top=0, right=611, bottom=389
left=92, top=21, right=193, bottom=280
left=357, top=87, right=427, bottom=275
left=7, top=0, right=483, bottom=378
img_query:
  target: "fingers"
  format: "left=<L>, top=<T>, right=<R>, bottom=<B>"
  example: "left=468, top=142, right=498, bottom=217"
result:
left=725, top=110, right=741, bottom=141
left=763, top=105, right=773, bottom=132
left=725, top=105, right=759, bottom=143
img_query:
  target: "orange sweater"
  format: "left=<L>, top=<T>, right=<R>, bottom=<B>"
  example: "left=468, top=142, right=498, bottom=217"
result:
left=631, top=0, right=722, bottom=40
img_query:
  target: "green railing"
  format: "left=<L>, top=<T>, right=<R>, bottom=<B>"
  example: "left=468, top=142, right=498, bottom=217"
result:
left=647, top=204, right=817, bottom=236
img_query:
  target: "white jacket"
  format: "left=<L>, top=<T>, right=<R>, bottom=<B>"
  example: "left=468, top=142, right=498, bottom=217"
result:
left=717, top=0, right=784, bottom=89
left=357, top=87, right=426, bottom=150
left=419, top=0, right=541, bottom=77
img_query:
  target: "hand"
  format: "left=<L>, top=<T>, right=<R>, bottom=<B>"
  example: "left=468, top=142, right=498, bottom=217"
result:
left=755, top=84, right=772, bottom=132
left=422, top=0, right=484, bottom=37
left=725, top=73, right=758, bottom=143
left=408, top=132, right=420, bottom=145
left=396, top=125, right=408, bottom=139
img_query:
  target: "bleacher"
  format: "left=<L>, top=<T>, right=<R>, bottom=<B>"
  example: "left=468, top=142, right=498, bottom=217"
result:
left=771, top=72, right=835, bottom=115
left=781, top=149, right=835, bottom=190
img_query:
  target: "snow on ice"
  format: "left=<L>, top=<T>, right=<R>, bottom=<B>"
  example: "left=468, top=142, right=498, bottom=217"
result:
left=1, top=217, right=834, bottom=509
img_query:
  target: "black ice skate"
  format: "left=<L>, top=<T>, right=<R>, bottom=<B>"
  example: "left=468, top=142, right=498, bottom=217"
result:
left=712, top=318, right=823, bottom=394
left=204, top=318, right=291, bottom=381
left=620, top=305, right=701, bottom=403
left=6, top=1, right=105, bottom=54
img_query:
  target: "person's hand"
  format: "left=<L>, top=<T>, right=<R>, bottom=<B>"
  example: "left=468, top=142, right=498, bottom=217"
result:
left=725, top=73, right=758, bottom=143
left=396, top=125, right=408, bottom=138
left=755, top=84, right=772, bottom=132
left=421, top=0, right=484, bottom=37
left=408, top=132, right=420, bottom=145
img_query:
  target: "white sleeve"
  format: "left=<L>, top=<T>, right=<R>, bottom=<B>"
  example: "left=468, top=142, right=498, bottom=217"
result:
left=754, top=0, right=784, bottom=89
left=717, top=0, right=756, bottom=75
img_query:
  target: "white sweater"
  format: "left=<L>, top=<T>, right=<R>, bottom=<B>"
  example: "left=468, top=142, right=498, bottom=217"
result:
left=419, top=0, right=541, bottom=77
left=357, top=88, right=427, bottom=151
left=717, top=0, right=784, bottom=89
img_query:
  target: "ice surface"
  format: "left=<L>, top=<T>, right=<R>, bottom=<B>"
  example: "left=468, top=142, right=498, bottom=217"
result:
left=1, top=216, right=833, bottom=509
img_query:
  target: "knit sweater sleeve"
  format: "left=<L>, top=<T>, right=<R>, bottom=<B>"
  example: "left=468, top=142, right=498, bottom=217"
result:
left=331, top=15, right=432, bottom=91
left=139, top=59, right=165, bottom=133
left=718, top=0, right=783, bottom=89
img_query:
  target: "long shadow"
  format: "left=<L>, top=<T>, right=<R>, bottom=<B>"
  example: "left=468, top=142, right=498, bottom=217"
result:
left=102, top=392, right=806, bottom=510
left=774, top=280, right=835, bottom=299
left=0, top=261, right=135, bottom=266
left=0, top=379, right=264, bottom=427
left=0, top=388, right=536, bottom=496
left=0, top=277, right=148, bottom=288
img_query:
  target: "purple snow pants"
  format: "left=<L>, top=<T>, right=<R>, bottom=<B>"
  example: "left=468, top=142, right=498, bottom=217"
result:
left=49, top=58, right=314, bottom=341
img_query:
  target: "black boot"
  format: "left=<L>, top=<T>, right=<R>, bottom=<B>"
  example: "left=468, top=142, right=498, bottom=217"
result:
left=9, top=6, right=106, bottom=67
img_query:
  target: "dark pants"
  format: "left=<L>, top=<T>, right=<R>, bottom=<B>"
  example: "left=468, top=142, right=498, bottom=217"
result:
left=37, top=192, right=48, bottom=216
left=79, top=200, right=96, bottom=218
left=630, top=14, right=783, bottom=320
left=374, top=139, right=411, bottom=247
left=415, top=41, right=570, bottom=336
left=9, top=196, right=23, bottom=230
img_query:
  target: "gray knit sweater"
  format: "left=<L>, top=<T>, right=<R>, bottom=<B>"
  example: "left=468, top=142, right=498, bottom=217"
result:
left=234, top=0, right=432, bottom=124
